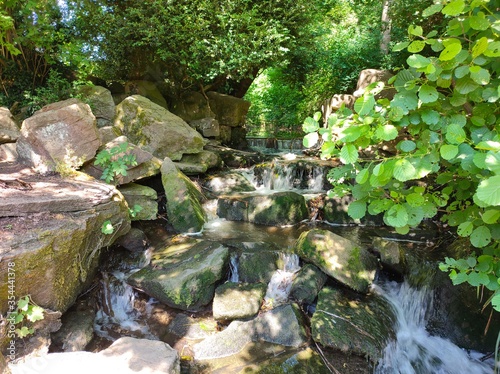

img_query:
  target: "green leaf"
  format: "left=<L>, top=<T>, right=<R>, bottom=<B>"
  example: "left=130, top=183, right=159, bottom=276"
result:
left=406, top=193, right=425, bottom=207
left=469, top=13, right=490, bottom=31
left=439, top=42, right=462, bottom=61
left=18, top=296, right=29, bottom=311
left=420, top=109, right=440, bottom=125
left=375, top=124, right=398, bottom=141
left=354, top=95, right=375, bottom=116
left=302, top=117, right=319, bottom=133
left=408, top=25, right=423, bottom=36
left=27, top=306, right=44, bottom=322
left=472, top=37, right=489, bottom=59
left=339, top=144, right=358, bottom=164
left=484, top=41, right=500, bottom=57
left=393, top=41, right=409, bottom=52
left=440, top=144, right=459, bottom=160
left=398, top=140, right=416, bottom=152
left=101, top=220, right=115, bottom=235
left=470, top=67, right=490, bottom=85
left=422, top=4, right=443, bottom=17
left=408, top=40, right=426, bottom=53
left=491, top=293, right=500, bottom=312
left=393, top=159, right=417, bottom=181
left=303, top=132, right=319, bottom=148
left=407, top=54, right=431, bottom=69
left=476, top=176, right=500, bottom=206
left=348, top=200, right=367, bottom=220
left=445, top=124, right=466, bottom=144
left=485, top=152, right=500, bottom=174
left=457, top=221, right=474, bottom=237
left=442, top=0, right=465, bottom=16
left=455, top=76, right=479, bottom=94
left=468, top=271, right=489, bottom=287
left=385, top=204, right=409, bottom=227
left=470, top=225, right=491, bottom=248
left=419, top=84, right=439, bottom=103
left=355, top=169, right=369, bottom=184
left=483, top=209, right=500, bottom=224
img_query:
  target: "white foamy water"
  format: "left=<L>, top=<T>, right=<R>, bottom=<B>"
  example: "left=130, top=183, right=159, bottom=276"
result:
left=374, top=281, right=494, bottom=374
left=263, top=253, right=301, bottom=308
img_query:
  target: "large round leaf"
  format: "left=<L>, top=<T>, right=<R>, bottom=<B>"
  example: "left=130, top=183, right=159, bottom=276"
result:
left=393, top=159, right=417, bottom=181
left=476, top=175, right=500, bottom=206
left=339, top=144, right=359, bottom=164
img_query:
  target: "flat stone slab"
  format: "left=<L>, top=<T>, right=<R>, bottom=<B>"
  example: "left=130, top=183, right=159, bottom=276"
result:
left=0, top=162, right=116, bottom=216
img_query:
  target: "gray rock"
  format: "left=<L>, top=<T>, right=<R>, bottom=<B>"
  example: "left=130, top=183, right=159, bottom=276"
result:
left=97, top=125, right=122, bottom=144
left=16, top=98, right=100, bottom=173
left=167, top=313, right=215, bottom=340
left=83, top=136, right=162, bottom=185
left=213, top=282, right=266, bottom=321
left=161, top=157, right=206, bottom=233
left=78, top=85, right=115, bottom=128
left=217, top=191, right=308, bottom=226
left=238, top=250, right=279, bottom=284
left=206, top=92, right=250, bottom=127
left=114, top=95, right=204, bottom=161
left=124, top=80, right=168, bottom=108
left=293, top=229, right=378, bottom=293
left=170, top=91, right=215, bottom=122
left=114, top=227, right=149, bottom=252
left=127, top=241, right=229, bottom=311
left=51, top=309, right=95, bottom=352
left=372, top=237, right=405, bottom=275
left=119, top=183, right=158, bottom=221
left=290, top=264, right=328, bottom=305
left=190, top=117, right=220, bottom=138
left=194, top=304, right=307, bottom=360
left=0, top=143, right=17, bottom=162
left=9, top=337, right=180, bottom=374
left=0, top=107, right=20, bottom=143
left=311, top=286, right=395, bottom=362
left=180, top=150, right=221, bottom=172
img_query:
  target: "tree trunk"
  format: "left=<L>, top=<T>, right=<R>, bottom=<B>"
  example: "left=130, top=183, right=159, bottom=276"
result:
left=380, top=0, right=393, bottom=55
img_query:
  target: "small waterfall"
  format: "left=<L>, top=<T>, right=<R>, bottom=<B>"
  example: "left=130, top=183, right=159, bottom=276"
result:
left=374, top=281, right=493, bottom=374
left=263, top=253, right=301, bottom=309
left=229, top=253, right=239, bottom=283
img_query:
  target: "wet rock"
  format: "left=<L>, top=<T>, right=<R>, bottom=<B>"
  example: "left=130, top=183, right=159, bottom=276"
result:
left=203, top=171, right=256, bottom=196
left=311, top=286, right=396, bottom=362
left=213, top=282, right=266, bottom=321
left=166, top=314, right=216, bottom=340
left=290, top=264, right=328, bottom=305
left=179, top=150, right=222, bottom=172
left=114, top=95, right=203, bottom=161
left=127, top=241, right=229, bottom=311
left=78, top=85, right=115, bottom=128
left=161, top=157, right=206, bottom=233
left=119, top=183, right=158, bottom=221
left=371, top=237, right=405, bottom=275
left=0, top=107, right=20, bottom=144
left=114, top=227, right=149, bottom=252
left=16, top=98, right=100, bottom=173
left=238, top=250, right=279, bottom=284
left=217, top=191, right=308, bottom=226
left=293, top=229, right=378, bottom=293
left=51, top=309, right=95, bottom=352
left=9, top=337, right=180, bottom=374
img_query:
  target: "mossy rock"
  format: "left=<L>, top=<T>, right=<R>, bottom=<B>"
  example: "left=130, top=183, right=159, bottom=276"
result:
left=311, top=287, right=396, bottom=362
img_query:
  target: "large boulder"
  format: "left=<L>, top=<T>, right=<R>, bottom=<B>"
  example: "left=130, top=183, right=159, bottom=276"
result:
left=161, top=157, right=206, bottom=233
left=293, top=229, right=378, bottom=293
left=118, top=183, right=158, bottom=221
left=128, top=241, right=229, bottom=311
left=9, top=337, right=180, bottom=374
left=114, top=95, right=204, bottom=161
left=311, top=287, right=395, bottom=362
left=0, top=164, right=130, bottom=314
left=206, top=91, right=250, bottom=127
left=124, top=80, right=168, bottom=108
left=16, top=99, right=100, bottom=173
left=217, top=191, right=308, bottom=226
left=169, top=91, right=215, bottom=122
left=354, top=69, right=395, bottom=99
left=83, top=136, right=162, bottom=185
left=78, top=85, right=116, bottom=128
left=290, top=264, right=328, bottom=305
left=203, top=172, right=256, bottom=196
left=0, top=107, right=20, bottom=144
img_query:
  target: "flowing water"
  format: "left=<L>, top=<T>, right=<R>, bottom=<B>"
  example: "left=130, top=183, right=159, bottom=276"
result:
left=91, top=151, right=496, bottom=373
left=373, top=281, right=494, bottom=374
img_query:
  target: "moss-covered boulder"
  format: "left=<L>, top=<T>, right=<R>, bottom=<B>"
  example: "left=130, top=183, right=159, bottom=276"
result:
left=290, top=264, right=328, bottom=305
left=118, top=183, right=158, bottom=221
left=238, top=249, right=279, bottom=284
left=311, top=287, right=395, bottom=362
left=114, top=95, right=204, bottom=161
left=293, top=229, right=378, bottom=293
left=127, top=241, right=229, bottom=311
left=161, top=157, right=206, bottom=233
left=217, top=191, right=308, bottom=226
left=203, top=172, right=256, bottom=196
left=0, top=167, right=130, bottom=314
left=78, top=85, right=115, bottom=128
left=213, top=282, right=267, bottom=321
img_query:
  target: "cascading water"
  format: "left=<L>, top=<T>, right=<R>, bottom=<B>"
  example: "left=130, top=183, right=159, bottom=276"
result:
left=229, top=252, right=239, bottom=283
left=373, top=281, right=494, bottom=374
left=263, top=253, right=301, bottom=308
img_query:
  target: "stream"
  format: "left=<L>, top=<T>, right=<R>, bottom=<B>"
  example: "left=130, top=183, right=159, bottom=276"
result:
left=91, top=149, right=496, bottom=373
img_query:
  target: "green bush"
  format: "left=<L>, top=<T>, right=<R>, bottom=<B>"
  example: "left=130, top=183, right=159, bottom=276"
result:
left=302, top=0, right=500, bottom=310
